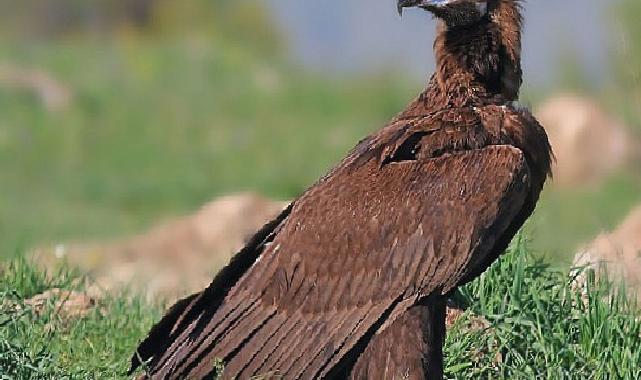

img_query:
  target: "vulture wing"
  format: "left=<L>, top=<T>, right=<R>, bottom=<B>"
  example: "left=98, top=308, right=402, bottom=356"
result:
left=132, top=114, right=533, bottom=379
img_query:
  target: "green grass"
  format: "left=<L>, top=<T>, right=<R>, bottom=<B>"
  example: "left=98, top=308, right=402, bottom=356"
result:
left=447, top=235, right=641, bottom=379
left=0, top=257, right=163, bottom=379
left=2, top=236, right=640, bottom=379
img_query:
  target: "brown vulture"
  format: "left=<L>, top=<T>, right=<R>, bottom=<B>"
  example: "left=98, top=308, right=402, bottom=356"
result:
left=130, top=0, right=553, bottom=379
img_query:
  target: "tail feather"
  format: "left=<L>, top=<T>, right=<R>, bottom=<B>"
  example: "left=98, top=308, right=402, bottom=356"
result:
left=129, top=292, right=200, bottom=374
left=129, top=204, right=292, bottom=377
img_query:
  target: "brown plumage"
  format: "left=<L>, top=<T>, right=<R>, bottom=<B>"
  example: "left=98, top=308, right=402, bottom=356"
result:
left=130, top=1, right=553, bottom=379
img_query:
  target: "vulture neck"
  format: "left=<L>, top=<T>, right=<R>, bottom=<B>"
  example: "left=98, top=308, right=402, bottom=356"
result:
left=416, top=2, right=523, bottom=111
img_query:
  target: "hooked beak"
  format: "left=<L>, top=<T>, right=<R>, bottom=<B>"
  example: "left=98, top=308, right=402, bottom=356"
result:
left=397, top=0, right=450, bottom=16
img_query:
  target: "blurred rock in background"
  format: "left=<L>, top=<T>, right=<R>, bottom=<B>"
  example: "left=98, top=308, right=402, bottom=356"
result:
left=574, top=204, right=641, bottom=300
left=0, top=63, right=72, bottom=111
left=536, top=94, right=633, bottom=188
left=35, top=193, right=289, bottom=301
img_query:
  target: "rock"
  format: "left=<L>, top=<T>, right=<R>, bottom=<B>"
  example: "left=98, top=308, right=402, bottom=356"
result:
left=535, top=95, right=632, bottom=187
left=121, top=192, right=289, bottom=264
left=35, top=192, right=289, bottom=301
left=574, top=204, right=641, bottom=297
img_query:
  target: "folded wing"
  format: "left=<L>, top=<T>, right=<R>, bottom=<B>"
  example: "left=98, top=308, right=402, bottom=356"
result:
left=132, top=143, right=531, bottom=379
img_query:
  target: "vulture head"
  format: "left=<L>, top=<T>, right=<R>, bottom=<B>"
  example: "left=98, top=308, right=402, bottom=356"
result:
left=398, top=0, right=496, bottom=27
left=399, top=0, right=523, bottom=100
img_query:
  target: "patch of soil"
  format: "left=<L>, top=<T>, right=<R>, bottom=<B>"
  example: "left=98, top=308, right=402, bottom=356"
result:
left=21, top=288, right=96, bottom=319
left=445, top=303, right=490, bottom=332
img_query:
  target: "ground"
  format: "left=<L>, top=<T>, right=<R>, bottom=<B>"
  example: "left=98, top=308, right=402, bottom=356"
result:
left=2, top=237, right=641, bottom=379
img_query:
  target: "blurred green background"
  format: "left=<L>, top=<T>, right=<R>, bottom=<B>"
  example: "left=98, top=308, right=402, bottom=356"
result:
left=0, top=0, right=640, bottom=265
